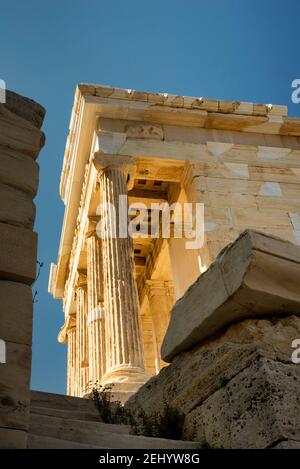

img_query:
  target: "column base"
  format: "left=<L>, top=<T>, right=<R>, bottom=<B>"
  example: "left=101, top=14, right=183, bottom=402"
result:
left=81, top=366, right=150, bottom=403
left=101, top=365, right=149, bottom=385
left=100, top=365, right=149, bottom=402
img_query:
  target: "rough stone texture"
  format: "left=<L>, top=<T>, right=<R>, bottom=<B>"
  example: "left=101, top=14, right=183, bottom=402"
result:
left=127, top=315, right=300, bottom=449
left=0, top=427, right=27, bottom=449
left=0, top=183, right=35, bottom=228
left=0, top=91, right=45, bottom=448
left=0, top=281, right=33, bottom=345
left=162, top=230, right=300, bottom=362
left=0, top=99, right=45, bottom=159
left=0, top=146, right=39, bottom=196
left=0, top=222, right=37, bottom=284
left=4, top=90, right=45, bottom=129
left=272, top=439, right=300, bottom=449
left=0, top=341, right=31, bottom=431
left=184, top=357, right=300, bottom=448
left=0, top=111, right=44, bottom=159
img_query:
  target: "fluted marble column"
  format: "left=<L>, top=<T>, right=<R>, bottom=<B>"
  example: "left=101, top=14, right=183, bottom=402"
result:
left=146, top=280, right=174, bottom=372
left=66, top=321, right=76, bottom=395
left=94, top=154, right=146, bottom=384
left=75, top=271, right=89, bottom=396
left=86, top=230, right=106, bottom=389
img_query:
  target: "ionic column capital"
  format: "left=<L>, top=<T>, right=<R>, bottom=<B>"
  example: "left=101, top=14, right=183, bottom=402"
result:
left=67, top=313, right=76, bottom=331
left=93, top=153, right=136, bottom=189
left=58, top=313, right=76, bottom=344
left=75, top=270, right=87, bottom=289
left=85, top=216, right=101, bottom=239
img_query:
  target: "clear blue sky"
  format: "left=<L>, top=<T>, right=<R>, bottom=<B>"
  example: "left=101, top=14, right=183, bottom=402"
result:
left=1, top=0, right=299, bottom=394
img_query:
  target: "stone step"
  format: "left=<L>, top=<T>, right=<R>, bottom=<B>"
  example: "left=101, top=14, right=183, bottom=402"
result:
left=31, top=390, right=98, bottom=413
left=30, top=405, right=101, bottom=422
left=30, top=413, right=130, bottom=436
left=28, top=434, right=105, bottom=449
left=28, top=431, right=197, bottom=449
left=29, top=413, right=197, bottom=449
left=85, top=383, right=145, bottom=404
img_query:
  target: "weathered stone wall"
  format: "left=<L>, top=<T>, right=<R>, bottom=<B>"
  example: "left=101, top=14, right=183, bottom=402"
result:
left=126, top=231, right=300, bottom=449
left=127, top=316, right=300, bottom=448
left=0, top=91, right=45, bottom=448
left=181, top=142, right=300, bottom=264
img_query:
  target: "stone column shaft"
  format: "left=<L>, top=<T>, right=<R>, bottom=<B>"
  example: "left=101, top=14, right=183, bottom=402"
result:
left=181, top=163, right=211, bottom=270
left=96, top=155, right=146, bottom=383
left=147, top=280, right=174, bottom=371
left=86, top=233, right=106, bottom=388
left=67, top=326, right=76, bottom=395
left=75, top=273, right=88, bottom=396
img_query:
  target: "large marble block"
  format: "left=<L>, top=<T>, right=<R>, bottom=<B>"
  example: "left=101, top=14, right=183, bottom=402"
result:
left=162, top=230, right=300, bottom=362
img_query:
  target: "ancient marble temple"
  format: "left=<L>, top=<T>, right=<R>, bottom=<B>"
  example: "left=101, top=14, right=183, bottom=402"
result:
left=49, top=84, right=300, bottom=398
